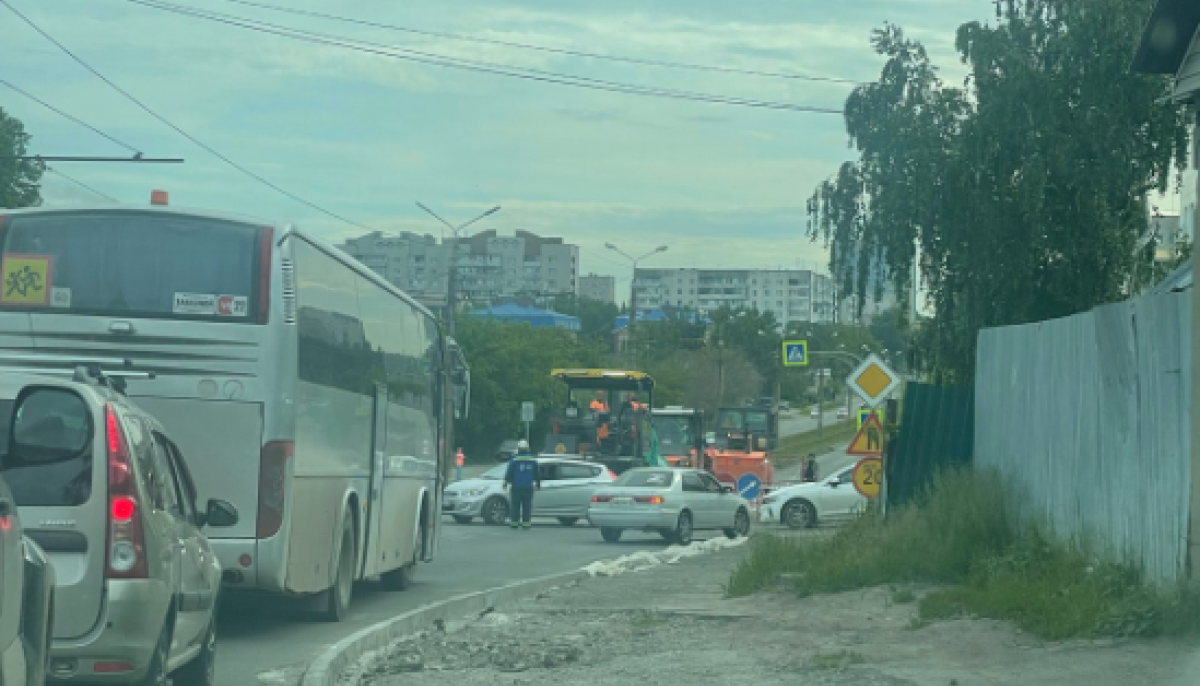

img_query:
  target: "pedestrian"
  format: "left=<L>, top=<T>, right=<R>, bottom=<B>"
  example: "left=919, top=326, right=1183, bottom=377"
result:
left=803, top=453, right=818, bottom=482
left=503, top=439, right=540, bottom=530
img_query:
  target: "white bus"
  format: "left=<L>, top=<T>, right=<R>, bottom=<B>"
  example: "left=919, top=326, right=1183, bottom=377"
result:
left=0, top=200, right=468, bottom=621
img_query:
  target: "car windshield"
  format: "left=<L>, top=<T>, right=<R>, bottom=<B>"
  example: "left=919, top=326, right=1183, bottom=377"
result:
left=613, top=469, right=675, bottom=488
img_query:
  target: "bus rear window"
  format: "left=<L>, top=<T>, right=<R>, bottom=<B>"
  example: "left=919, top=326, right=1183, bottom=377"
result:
left=1, top=212, right=262, bottom=321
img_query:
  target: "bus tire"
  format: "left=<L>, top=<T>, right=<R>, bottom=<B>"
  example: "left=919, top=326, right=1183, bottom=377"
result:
left=316, top=513, right=356, bottom=622
left=380, top=563, right=415, bottom=591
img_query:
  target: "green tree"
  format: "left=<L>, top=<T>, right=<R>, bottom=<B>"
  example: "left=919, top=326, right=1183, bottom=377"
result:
left=807, top=2, right=1188, bottom=382
left=0, top=107, right=43, bottom=208
left=551, top=293, right=620, bottom=345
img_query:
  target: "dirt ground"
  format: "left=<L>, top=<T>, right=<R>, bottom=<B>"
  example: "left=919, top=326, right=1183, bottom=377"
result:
left=343, top=532, right=1200, bottom=686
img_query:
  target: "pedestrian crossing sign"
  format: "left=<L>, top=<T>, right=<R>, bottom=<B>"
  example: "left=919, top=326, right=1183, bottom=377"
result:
left=782, top=340, right=808, bottom=367
left=857, top=408, right=872, bottom=429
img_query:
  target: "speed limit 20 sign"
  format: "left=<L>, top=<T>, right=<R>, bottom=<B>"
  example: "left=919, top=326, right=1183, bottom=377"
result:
left=852, top=457, right=883, bottom=499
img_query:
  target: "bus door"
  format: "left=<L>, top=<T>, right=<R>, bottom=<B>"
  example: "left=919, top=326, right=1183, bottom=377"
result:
left=361, top=384, right=389, bottom=578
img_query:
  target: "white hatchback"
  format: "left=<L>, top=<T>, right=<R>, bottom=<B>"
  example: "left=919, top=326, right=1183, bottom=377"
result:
left=442, top=456, right=614, bottom=526
left=758, top=466, right=867, bottom=528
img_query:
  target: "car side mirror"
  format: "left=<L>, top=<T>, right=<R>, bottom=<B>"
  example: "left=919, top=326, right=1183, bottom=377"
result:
left=201, top=499, right=239, bottom=528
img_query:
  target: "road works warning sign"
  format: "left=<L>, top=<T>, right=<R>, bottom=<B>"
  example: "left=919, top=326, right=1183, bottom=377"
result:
left=847, top=410, right=884, bottom=457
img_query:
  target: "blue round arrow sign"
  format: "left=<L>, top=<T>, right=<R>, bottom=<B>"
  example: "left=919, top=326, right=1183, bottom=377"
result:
left=737, top=473, right=762, bottom=500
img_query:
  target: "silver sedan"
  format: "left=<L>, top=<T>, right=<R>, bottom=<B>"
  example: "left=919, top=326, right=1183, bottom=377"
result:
left=586, top=468, right=752, bottom=544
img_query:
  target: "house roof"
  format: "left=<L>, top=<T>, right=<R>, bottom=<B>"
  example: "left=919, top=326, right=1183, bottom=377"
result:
left=613, top=308, right=710, bottom=333
left=469, top=303, right=581, bottom=330
left=1132, top=0, right=1200, bottom=74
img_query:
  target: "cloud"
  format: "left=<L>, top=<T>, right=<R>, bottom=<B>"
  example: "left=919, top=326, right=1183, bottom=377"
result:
left=13, top=0, right=992, bottom=285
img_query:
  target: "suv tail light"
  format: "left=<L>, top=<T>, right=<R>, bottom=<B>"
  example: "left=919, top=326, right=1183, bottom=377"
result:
left=105, top=405, right=147, bottom=579
left=257, top=441, right=293, bottom=539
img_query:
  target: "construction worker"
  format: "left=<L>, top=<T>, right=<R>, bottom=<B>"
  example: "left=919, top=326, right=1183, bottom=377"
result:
left=590, top=391, right=609, bottom=414
left=503, top=439, right=540, bottom=529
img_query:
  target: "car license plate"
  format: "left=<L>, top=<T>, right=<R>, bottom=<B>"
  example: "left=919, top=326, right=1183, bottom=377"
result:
left=612, top=496, right=633, bottom=505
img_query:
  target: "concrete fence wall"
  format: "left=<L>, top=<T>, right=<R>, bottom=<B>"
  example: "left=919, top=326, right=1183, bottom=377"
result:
left=975, top=291, right=1191, bottom=584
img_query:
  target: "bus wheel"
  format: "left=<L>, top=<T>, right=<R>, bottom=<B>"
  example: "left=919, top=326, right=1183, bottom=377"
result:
left=381, top=563, right=415, bottom=591
left=317, top=514, right=356, bottom=622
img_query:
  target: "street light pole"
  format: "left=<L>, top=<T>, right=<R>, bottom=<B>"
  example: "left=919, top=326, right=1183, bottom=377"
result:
left=416, top=203, right=501, bottom=336
left=605, top=243, right=668, bottom=367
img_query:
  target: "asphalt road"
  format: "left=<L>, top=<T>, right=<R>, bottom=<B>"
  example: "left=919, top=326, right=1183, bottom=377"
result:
left=215, top=515, right=692, bottom=686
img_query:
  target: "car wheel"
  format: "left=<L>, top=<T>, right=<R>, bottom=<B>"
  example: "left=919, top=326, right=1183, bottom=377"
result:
left=452, top=515, right=473, bottom=524
left=557, top=517, right=580, bottom=527
left=481, top=497, right=509, bottom=525
left=380, top=563, right=415, bottom=591
left=672, top=511, right=693, bottom=546
left=173, top=602, right=217, bottom=686
left=600, top=527, right=623, bottom=542
left=138, top=621, right=172, bottom=686
left=316, top=514, right=355, bottom=622
left=724, top=508, right=751, bottom=539
left=782, top=500, right=817, bottom=529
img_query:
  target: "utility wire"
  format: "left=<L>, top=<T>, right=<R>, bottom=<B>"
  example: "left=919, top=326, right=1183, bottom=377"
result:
left=122, top=0, right=843, bottom=114
left=46, top=166, right=119, bottom=202
left=0, top=0, right=375, bottom=231
left=0, top=77, right=142, bottom=154
left=211, top=0, right=864, bottom=86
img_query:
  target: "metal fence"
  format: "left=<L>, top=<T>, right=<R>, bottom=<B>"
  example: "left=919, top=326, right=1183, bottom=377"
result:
left=975, top=291, right=1191, bottom=584
left=887, top=382, right=975, bottom=509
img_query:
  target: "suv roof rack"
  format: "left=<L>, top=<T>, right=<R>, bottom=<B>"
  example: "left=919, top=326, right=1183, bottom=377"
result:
left=71, top=364, right=156, bottom=396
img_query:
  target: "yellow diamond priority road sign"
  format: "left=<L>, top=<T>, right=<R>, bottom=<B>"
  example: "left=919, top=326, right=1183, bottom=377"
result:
left=847, top=353, right=901, bottom=408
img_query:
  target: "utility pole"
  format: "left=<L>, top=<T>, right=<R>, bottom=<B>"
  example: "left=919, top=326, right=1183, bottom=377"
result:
left=416, top=202, right=501, bottom=336
left=605, top=243, right=668, bottom=367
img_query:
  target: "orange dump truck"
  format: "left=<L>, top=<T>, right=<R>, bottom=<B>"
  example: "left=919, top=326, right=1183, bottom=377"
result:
left=705, top=406, right=777, bottom=496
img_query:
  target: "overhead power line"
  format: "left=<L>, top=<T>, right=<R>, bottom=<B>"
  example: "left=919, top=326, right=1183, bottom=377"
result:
left=0, top=77, right=142, bottom=154
left=212, top=0, right=864, bottom=86
left=46, top=166, right=119, bottom=202
left=1, top=156, right=183, bottom=162
left=121, top=0, right=843, bottom=114
left=0, top=0, right=375, bottom=232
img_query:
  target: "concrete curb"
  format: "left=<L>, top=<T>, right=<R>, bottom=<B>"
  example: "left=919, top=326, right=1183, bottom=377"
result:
left=300, top=569, right=591, bottom=686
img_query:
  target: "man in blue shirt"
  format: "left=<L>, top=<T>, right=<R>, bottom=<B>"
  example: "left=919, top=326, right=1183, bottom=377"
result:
left=503, top=440, right=541, bottom=529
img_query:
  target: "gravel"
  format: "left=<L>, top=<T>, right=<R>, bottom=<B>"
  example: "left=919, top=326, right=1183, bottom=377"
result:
left=342, top=532, right=1200, bottom=686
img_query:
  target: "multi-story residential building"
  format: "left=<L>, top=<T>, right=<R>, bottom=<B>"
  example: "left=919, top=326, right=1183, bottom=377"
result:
left=338, top=229, right=579, bottom=310
left=631, top=268, right=836, bottom=327
left=578, top=274, right=616, bottom=304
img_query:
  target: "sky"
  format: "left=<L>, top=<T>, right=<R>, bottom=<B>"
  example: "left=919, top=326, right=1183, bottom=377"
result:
left=2, top=0, right=994, bottom=297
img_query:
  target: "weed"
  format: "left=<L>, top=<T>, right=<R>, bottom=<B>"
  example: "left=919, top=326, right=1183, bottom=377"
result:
left=905, top=616, right=931, bottom=631
left=807, top=650, right=865, bottom=670
left=727, top=465, right=1200, bottom=641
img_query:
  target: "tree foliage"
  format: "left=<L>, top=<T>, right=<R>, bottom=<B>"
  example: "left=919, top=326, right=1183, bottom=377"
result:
left=551, top=293, right=620, bottom=345
left=0, top=107, right=43, bottom=208
left=807, top=0, right=1188, bottom=382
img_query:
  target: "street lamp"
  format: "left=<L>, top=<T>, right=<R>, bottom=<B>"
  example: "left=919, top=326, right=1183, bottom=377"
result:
left=416, top=203, right=501, bottom=335
left=606, top=243, right=668, bottom=366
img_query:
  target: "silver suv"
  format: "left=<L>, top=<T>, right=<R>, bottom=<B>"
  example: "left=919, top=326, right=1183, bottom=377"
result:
left=0, top=368, right=239, bottom=685
left=0, top=474, right=55, bottom=686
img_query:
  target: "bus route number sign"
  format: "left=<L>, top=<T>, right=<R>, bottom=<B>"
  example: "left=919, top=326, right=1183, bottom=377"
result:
left=852, top=457, right=883, bottom=499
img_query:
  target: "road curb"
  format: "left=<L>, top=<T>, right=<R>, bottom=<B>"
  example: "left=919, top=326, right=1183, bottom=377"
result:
left=300, top=569, right=591, bottom=686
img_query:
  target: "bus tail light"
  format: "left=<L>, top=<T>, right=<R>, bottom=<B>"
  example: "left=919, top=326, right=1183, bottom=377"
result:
left=257, top=226, right=273, bottom=324
left=257, top=441, right=293, bottom=539
left=150, top=190, right=169, bottom=205
left=104, top=405, right=147, bottom=579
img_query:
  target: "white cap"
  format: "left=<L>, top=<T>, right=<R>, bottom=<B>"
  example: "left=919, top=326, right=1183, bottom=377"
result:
left=517, top=439, right=529, bottom=450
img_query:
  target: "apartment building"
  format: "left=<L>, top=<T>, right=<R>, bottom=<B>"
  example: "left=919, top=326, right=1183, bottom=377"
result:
left=578, top=274, right=616, bottom=304
left=339, top=229, right=579, bottom=307
left=631, top=267, right=836, bottom=326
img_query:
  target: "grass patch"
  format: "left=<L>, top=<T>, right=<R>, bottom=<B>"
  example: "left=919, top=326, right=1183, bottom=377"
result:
left=807, top=650, right=865, bottom=670
left=776, top=421, right=858, bottom=459
left=727, top=466, right=1200, bottom=640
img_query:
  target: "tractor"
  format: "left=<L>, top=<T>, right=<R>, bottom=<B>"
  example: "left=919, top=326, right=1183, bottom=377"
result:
left=546, top=368, right=654, bottom=475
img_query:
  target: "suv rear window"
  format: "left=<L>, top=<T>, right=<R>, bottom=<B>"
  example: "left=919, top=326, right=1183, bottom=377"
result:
left=1, top=211, right=263, bottom=322
left=0, top=398, right=94, bottom=507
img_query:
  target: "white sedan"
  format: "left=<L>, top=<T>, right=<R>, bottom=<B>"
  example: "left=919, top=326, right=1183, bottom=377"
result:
left=587, top=468, right=752, bottom=544
left=442, top=456, right=614, bottom=526
left=759, top=466, right=867, bottom=528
